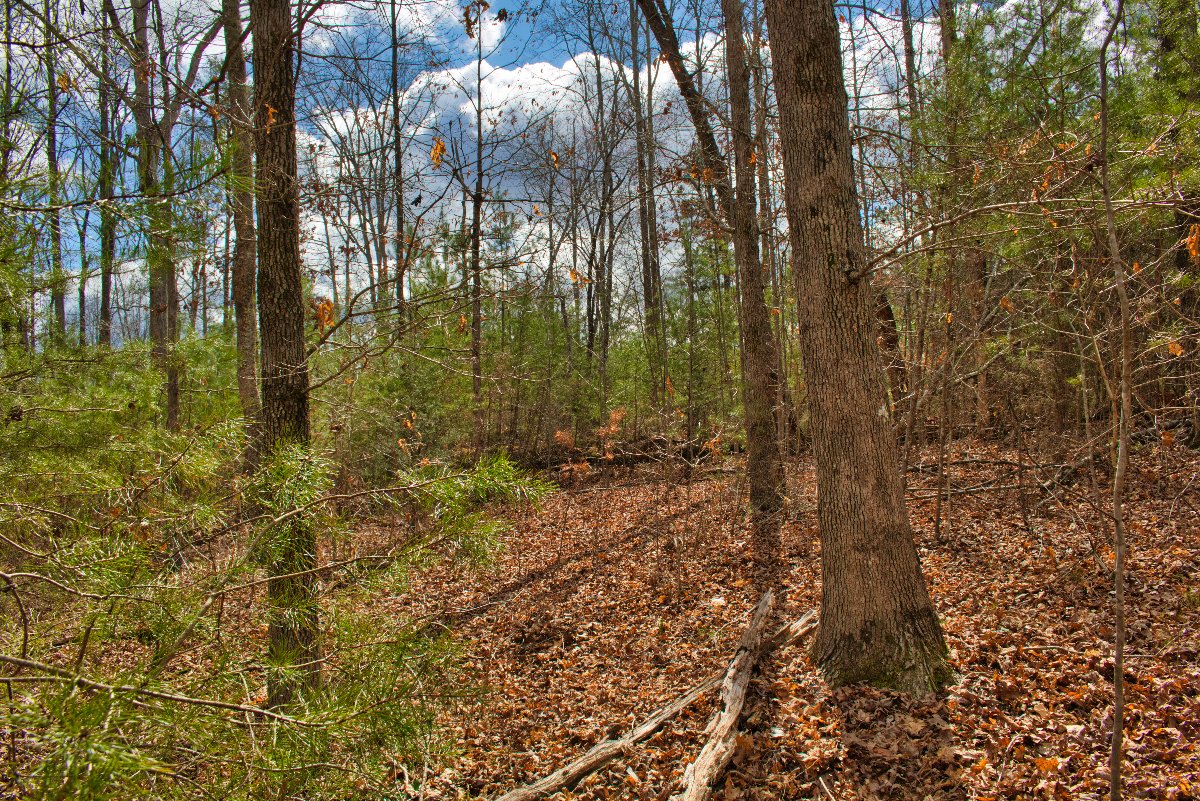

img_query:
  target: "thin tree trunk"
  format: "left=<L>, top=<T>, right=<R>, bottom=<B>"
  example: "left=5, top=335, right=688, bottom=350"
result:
left=222, top=0, right=260, bottom=422
left=629, top=0, right=665, bottom=408
left=1099, top=5, right=1128, bottom=796
left=77, top=224, right=88, bottom=344
left=98, top=19, right=116, bottom=347
left=391, top=0, right=406, bottom=317
left=44, top=0, right=65, bottom=342
left=129, top=0, right=180, bottom=430
left=252, top=0, right=321, bottom=707
left=639, top=0, right=785, bottom=576
left=722, top=0, right=785, bottom=582
left=471, top=47, right=485, bottom=452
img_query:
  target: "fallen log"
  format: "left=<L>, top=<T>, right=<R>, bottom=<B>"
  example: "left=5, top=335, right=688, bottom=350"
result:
left=490, top=604, right=817, bottom=801
left=671, top=590, right=775, bottom=801
left=490, top=674, right=722, bottom=801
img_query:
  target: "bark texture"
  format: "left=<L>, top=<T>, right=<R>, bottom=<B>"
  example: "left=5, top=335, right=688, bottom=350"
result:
left=638, top=0, right=785, bottom=580
left=722, top=0, right=785, bottom=582
left=44, top=0, right=65, bottom=342
left=252, top=0, right=321, bottom=707
left=97, top=21, right=115, bottom=347
left=221, top=0, right=260, bottom=423
left=762, top=0, right=950, bottom=695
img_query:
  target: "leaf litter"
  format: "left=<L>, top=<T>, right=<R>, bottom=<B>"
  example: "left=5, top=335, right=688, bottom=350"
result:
left=367, top=442, right=1200, bottom=800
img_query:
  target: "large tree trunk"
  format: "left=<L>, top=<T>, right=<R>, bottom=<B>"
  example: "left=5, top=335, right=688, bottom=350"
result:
left=763, top=0, right=950, bottom=694
left=252, top=0, right=321, bottom=707
left=221, top=0, right=260, bottom=423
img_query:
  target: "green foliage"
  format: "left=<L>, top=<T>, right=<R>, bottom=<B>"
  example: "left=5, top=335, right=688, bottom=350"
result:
left=0, top=334, right=547, bottom=800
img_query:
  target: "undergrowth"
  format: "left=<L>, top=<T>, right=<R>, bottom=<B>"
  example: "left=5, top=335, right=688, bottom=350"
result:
left=0, top=340, right=550, bottom=800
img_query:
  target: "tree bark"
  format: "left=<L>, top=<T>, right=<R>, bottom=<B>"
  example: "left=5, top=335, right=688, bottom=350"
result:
left=221, top=0, right=260, bottom=423
left=390, top=0, right=407, bottom=317
left=638, top=0, right=785, bottom=578
left=252, top=0, right=321, bottom=707
left=44, top=0, right=65, bottom=342
left=470, top=4, right=485, bottom=452
left=762, top=0, right=950, bottom=694
left=1099, top=7, right=1128, bottom=796
left=722, top=0, right=785, bottom=582
left=97, top=18, right=115, bottom=347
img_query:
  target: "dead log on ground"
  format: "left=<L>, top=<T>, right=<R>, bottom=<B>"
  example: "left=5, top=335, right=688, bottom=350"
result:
left=671, top=589, right=775, bottom=801
left=490, top=604, right=817, bottom=801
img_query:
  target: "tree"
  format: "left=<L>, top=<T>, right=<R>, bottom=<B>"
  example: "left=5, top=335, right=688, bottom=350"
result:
left=100, top=0, right=219, bottom=429
left=721, top=0, right=785, bottom=582
left=637, top=0, right=785, bottom=579
left=220, top=0, right=259, bottom=423
left=97, top=10, right=117, bottom=347
left=43, top=0, right=64, bottom=342
left=762, top=0, right=951, bottom=693
left=252, top=0, right=321, bottom=706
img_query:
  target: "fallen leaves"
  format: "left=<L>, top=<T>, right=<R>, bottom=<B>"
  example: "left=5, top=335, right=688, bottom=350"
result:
left=348, top=442, right=1200, bottom=800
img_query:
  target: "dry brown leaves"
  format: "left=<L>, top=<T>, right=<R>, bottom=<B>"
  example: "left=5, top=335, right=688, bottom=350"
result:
left=360, top=444, right=1199, bottom=801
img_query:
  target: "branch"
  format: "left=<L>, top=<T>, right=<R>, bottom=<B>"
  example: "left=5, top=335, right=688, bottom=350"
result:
left=490, top=608, right=817, bottom=801
left=0, top=654, right=313, bottom=726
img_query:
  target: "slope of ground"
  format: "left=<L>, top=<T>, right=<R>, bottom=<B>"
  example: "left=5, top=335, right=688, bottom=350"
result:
left=369, top=442, right=1199, bottom=800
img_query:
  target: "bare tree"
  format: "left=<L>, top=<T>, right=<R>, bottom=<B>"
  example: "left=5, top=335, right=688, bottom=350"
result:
left=637, top=0, right=785, bottom=578
left=763, top=0, right=950, bottom=693
left=102, top=0, right=220, bottom=428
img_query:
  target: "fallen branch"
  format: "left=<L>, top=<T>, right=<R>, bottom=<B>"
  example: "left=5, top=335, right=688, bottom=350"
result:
left=671, top=589, right=775, bottom=801
left=491, top=605, right=817, bottom=801
left=491, top=674, right=722, bottom=801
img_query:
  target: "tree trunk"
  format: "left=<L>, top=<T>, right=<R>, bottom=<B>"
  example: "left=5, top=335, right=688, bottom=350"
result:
left=470, top=13, right=485, bottom=452
left=252, top=0, right=321, bottom=707
left=722, top=0, right=785, bottom=582
left=639, top=0, right=785, bottom=577
left=77, top=221, right=89, bottom=344
left=44, top=0, right=65, bottom=342
left=1099, top=9, right=1129, bottom=796
left=629, top=0, right=666, bottom=408
left=221, top=0, right=260, bottom=423
left=131, top=0, right=180, bottom=430
left=876, top=291, right=908, bottom=407
left=763, top=0, right=950, bottom=694
left=98, top=19, right=115, bottom=347
left=391, top=0, right=406, bottom=317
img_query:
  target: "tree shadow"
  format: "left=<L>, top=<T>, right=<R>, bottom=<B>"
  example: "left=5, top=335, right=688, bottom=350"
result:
left=720, top=675, right=969, bottom=800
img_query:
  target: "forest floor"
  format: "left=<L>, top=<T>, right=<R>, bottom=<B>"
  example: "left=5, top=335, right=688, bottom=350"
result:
left=368, top=440, right=1200, bottom=800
